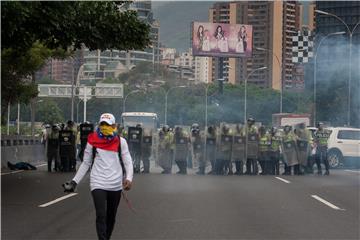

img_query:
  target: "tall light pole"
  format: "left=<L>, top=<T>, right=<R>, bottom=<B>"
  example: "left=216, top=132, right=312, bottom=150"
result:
left=70, top=57, right=75, bottom=121
left=255, top=47, right=282, bottom=113
left=123, top=89, right=146, bottom=113
left=313, top=31, right=346, bottom=126
left=315, top=9, right=360, bottom=126
left=165, top=86, right=186, bottom=125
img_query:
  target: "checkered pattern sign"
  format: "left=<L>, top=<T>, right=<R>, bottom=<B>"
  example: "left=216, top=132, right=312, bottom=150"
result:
left=292, top=30, right=314, bottom=63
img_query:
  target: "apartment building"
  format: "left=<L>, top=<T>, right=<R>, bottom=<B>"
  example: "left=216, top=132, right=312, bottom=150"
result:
left=207, top=1, right=305, bottom=90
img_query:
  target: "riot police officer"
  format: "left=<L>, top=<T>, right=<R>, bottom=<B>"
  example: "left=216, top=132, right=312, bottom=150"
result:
left=258, top=126, right=272, bottom=175
left=206, top=125, right=217, bottom=174
left=216, top=124, right=233, bottom=175
left=158, top=125, right=173, bottom=174
left=79, top=121, right=94, bottom=162
left=190, top=123, right=205, bottom=175
left=270, top=127, right=281, bottom=175
left=244, top=118, right=259, bottom=175
left=232, top=123, right=245, bottom=175
left=65, top=120, right=78, bottom=171
left=59, top=125, right=76, bottom=172
left=141, top=128, right=153, bottom=173
left=128, top=124, right=143, bottom=173
left=314, top=122, right=331, bottom=175
left=47, top=124, right=60, bottom=172
left=294, top=123, right=312, bottom=175
left=281, top=125, right=298, bottom=175
left=173, top=126, right=190, bottom=174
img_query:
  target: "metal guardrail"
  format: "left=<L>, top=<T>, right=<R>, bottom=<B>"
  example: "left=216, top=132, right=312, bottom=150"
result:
left=1, top=135, right=42, bottom=147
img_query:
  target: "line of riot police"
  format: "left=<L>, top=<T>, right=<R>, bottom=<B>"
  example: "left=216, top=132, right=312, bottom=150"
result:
left=153, top=119, right=331, bottom=176
left=44, top=121, right=94, bottom=173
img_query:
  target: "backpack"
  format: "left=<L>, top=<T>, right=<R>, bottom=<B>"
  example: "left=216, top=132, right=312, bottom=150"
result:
left=91, top=136, right=126, bottom=175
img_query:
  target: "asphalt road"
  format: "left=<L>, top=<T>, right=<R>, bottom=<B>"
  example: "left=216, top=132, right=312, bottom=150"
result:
left=1, top=163, right=359, bottom=240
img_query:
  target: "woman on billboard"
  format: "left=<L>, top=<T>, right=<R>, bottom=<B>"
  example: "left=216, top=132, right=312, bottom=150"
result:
left=197, top=25, right=204, bottom=51
left=236, top=25, right=248, bottom=53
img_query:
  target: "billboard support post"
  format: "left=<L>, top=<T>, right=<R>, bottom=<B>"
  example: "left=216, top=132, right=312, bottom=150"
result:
left=218, top=57, right=224, bottom=94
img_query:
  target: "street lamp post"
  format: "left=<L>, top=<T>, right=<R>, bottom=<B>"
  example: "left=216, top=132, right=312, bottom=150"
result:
left=165, top=86, right=186, bottom=125
left=123, top=89, right=145, bottom=113
left=255, top=47, right=282, bottom=112
left=315, top=10, right=360, bottom=126
left=313, top=31, right=346, bottom=126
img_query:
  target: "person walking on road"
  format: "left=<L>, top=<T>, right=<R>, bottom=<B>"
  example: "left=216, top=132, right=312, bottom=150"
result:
left=63, top=113, right=133, bottom=240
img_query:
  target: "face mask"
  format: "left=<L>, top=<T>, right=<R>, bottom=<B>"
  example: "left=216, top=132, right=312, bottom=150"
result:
left=99, top=125, right=116, bottom=136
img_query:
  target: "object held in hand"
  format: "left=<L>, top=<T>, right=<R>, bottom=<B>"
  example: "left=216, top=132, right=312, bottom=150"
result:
left=62, top=180, right=77, bottom=192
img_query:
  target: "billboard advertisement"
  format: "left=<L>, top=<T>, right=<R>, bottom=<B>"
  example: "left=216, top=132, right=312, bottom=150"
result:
left=192, top=22, right=253, bottom=58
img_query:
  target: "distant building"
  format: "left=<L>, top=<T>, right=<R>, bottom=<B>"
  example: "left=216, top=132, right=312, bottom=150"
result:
left=165, top=48, right=209, bottom=83
left=207, top=1, right=307, bottom=90
left=35, top=58, right=74, bottom=84
left=160, top=48, right=177, bottom=65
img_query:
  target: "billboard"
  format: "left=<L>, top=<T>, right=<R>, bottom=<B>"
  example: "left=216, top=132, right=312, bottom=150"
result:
left=192, top=22, right=253, bottom=58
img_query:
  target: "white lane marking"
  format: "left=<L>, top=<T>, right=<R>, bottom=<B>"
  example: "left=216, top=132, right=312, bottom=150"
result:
left=39, top=193, right=78, bottom=208
left=344, top=170, right=360, bottom=173
left=36, top=163, right=48, bottom=167
left=275, top=177, right=291, bottom=184
left=311, top=195, right=345, bottom=211
left=1, top=163, right=48, bottom=176
left=1, top=170, right=24, bottom=176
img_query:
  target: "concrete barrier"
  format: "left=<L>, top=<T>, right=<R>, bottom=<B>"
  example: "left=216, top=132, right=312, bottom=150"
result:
left=1, top=135, right=46, bottom=168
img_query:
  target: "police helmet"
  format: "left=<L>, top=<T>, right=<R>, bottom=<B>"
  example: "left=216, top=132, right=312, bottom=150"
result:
left=259, top=125, right=266, bottom=134
left=207, top=125, right=215, bottom=134
left=175, top=126, right=182, bottom=134
left=162, top=125, right=170, bottom=132
left=271, top=126, right=277, bottom=135
left=222, top=124, right=229, bottom=133
left=284, top=125, right=292, bottom=132
left=247, top=118, right=255, bottom=124
left=316, top=122, right=324, bottom=128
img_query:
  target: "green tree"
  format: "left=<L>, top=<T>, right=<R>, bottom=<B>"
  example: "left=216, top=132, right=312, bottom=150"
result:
left=36, top=100, right=64, bottom=124
left=1, top=1, right=150, bottom=123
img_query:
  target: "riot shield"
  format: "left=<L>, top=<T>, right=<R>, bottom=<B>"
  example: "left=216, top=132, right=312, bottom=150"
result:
left=232, top=135, right=245, bottom=161
left=59, top=130, right=75, bottom=171
left=296, top=139, right=309, bottom=166
left=282, top=140, right=299, bottom=166
left=128, top=127, right=143, bottom=145
left=80, top=123, right=94, bottom=146
left=174, top=134, right=189, bottom=161
left=128, top=127, right=142, bottom=172
left=247, top=132, right=259, bottom=159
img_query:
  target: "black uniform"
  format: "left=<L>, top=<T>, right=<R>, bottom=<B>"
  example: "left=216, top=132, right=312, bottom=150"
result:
left=59, top=130, right=76, bottom=172
left=128, top=126, right=143, bottom=173
left=47, top=126, right=60, bottom=172
left=79, top=122, right=94, bottom=161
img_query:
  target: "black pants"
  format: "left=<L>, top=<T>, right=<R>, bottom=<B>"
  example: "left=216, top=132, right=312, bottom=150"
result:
left=235, top=160, right=243, bottom=174
left=91, top=189, right=122, bottom=240
left=245, top=158, right=258, bottom=175
left=175, top=159, right=187, bottom=174
left=47, top=150, right=59, bottom=172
